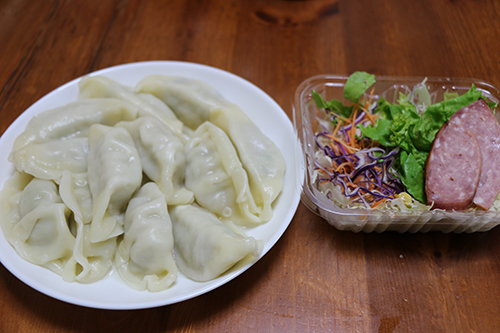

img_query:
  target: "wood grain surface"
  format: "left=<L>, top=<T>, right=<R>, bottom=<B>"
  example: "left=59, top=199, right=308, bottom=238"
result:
left=1, top=0, right=500, bottom=332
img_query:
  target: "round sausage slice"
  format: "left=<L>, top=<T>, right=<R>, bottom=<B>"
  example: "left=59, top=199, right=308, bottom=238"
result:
left=448, top=99, right=500, bottom=210
left=425, top=122, right=482, bottom=210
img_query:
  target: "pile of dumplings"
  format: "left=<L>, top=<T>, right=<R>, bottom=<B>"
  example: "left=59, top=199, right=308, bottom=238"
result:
left=0, top=75, right=286, bottom=292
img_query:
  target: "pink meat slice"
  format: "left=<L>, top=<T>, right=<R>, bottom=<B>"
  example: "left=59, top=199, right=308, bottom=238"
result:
left=448, top=99, right=500, bottom=210
left=426, top=122, right=482, bottom=210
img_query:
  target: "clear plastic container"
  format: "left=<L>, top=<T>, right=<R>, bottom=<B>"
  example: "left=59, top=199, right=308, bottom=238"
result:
left=293, top=74, right=500, bottom=233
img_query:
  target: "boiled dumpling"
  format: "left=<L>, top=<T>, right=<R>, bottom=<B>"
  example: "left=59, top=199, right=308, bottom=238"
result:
left=11, top=98, right=139, bottom=152
left=58, top=171, right=117, bottom=283
left=169, top=204, right=263, bottom=282
left=185, top=121, right=262, bottom=225
left=87, top=124, right=143, bottom=242
left=117, top=117, right=193, bottom=205
left=10, top=137, right=89, bottom=183
left=0, top=172, right=33, bottom=229
left=78, top=75, right=183, bottom=136
left=135, top=75, right=225, bottom=130
left=0, top=176, right=75, bottom=275
left=115, top=182, right=177, bottom=292
left=209, top=105, right=285, bottom=222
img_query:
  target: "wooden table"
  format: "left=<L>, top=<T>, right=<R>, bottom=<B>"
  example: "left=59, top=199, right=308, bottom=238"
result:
left=1, top=0, right=500, bottom=331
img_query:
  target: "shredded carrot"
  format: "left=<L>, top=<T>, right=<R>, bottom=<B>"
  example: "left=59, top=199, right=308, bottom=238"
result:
left=324, top=134, right=358, bottom=154
left=366, top=88, right=375, bottom=106
left=335, top=161, right=351, bottom=173
left=333, top=120, right=342, bottom=137
left=363, top=109, right=378, bottom=123
left=349, top=108, right=358, bottom=142
left=371, top=197, right=390, bottom=209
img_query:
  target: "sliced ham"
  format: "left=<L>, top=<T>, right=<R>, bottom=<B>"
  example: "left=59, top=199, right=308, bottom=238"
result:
left=425, top=122, right=482, bottom=210
left=447, top=99, right=500, bottom=210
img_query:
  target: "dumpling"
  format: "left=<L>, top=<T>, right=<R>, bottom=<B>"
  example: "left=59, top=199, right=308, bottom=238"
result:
left=10, top=137, right=88, bottom=183
left=209, top=104, right=286, bottom=222
left=78, top=75, right=183, bottom=136
left=169, top=204, right=263, bottom=282
left=1, top=176, right=75, bottom=275
left=135, top=75, right=225, bottom=130
left=117, top=117, right=193, bottom=205
left=0, top=172, right=35, bottom=236
left=0, top=173, right=31, bottom=254
left=115, top=182, right=177, bottom=292
left=57, top=171, right=117, bottom=283
left=87, top=124, right=143, bottom=243
left=185, top=121, right=262, bottom=225
left=11, top=98, right=139, bottom=152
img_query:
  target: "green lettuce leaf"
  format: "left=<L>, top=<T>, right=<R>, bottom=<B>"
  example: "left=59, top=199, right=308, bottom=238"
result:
left=409, top=111, right=448, bottom=152
left=343, top=72, right=376, bottom=103
left=426, top=84, right=482, bottom=116
left=444, top=91, right=459, bottom=100
left=360, top=98, right=420, bottom=150
left=311, top=90, right=353, bottom=119
left=311, top=72, right=377, bottom=119
left=397, top=151, right=427, bottom=203
left=485, top=98, right=498, bottom=112
left=411, top=84, right=483, bottom=152
left=360, top=118, right=394, bottom=147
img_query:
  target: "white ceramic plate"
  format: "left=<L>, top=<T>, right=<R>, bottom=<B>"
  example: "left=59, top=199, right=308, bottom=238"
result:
left=0, top=61, right=300, bottom=309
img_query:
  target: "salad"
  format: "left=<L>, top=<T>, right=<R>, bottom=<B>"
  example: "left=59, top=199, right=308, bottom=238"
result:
left=311, top=72, right=498, bottom=211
